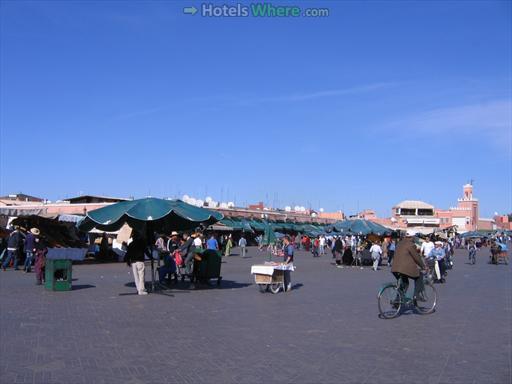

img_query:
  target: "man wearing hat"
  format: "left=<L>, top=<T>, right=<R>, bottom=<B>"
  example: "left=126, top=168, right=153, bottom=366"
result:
left=157, top=232, right=180, bottom=285
left=391, top=230, right=427, bottom=302
left=2, top=226, right=24, bottom=271
left=166, top=232, right=180, bottom=253
left=23, top=228, right=39, bottom=273
left=430, top=241, right=447, bottom=283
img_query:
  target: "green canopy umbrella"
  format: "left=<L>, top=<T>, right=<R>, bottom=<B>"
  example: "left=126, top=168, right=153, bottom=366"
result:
left=261, top=223, right=278, bottom=261
left=77, top=198, right=223, bottom=293
left=77, top=198, right=222, bottom=233
left=460, top=231, right=483, bottom=238
left=262, top=223, right=277, bottom=245
left=333, top=219, right=391, bottom=236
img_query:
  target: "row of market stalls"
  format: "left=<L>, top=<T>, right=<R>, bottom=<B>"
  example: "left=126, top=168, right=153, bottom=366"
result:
left=213, top=217, right=394, bottom=238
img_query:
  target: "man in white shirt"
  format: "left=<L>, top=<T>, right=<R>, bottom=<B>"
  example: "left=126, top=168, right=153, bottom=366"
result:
left=369, top=242, right=383, bottom=271
left=420, top=237, right=435, bottom=258
left=238, top=235, right=247, bottom=258
left=319, top=236, right=326, bottom=255
left=193, top=233, right=203, bottom=249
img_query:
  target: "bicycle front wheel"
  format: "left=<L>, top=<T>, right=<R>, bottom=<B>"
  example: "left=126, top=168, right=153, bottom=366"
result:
left=416, top=283, right=437, bottom=314
left=378, top=285, right=402, bottom=319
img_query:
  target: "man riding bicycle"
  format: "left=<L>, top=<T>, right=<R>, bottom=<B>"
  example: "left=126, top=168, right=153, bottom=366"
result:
left=391, top=230, right=427, bottom=303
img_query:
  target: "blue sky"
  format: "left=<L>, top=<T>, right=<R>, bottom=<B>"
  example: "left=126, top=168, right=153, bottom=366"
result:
left=1, top=0, right=511, bottom=217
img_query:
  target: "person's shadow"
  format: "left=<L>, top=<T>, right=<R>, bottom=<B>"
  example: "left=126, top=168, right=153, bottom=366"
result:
left=72, top=284, right=96, bottom=291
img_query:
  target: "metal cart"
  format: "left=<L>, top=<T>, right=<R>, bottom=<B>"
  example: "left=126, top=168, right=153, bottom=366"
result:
left=251, top=263, right=294, bottom=294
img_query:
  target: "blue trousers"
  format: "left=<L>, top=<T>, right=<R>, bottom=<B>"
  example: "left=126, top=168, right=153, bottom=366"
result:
left=2, top=250, right=19, bottom=270
left=24, top=251, right=33, bottom=272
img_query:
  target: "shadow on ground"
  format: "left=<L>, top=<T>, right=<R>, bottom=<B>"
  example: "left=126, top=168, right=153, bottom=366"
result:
left=72, top=284, right=96, bottom=291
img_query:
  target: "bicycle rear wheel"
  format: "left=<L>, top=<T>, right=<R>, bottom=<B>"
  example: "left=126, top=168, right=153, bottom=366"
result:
left=378, top=285, right=402, bottom=319
left=415, top=283, right=437, bottom=314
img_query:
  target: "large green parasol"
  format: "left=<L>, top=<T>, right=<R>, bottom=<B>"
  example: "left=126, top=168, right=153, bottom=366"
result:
left=77, top=198, right=223, bottom=233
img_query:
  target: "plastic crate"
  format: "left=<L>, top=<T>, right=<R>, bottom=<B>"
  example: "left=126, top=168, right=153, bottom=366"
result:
left=45, top=259, right=72, bottom=291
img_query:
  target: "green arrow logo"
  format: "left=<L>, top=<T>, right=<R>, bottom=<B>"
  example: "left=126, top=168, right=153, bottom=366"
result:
left=183, top=6, right=198, bottom=15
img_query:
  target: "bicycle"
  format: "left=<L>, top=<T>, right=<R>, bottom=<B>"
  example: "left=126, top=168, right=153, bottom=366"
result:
left=377, top=273, right=437, bottom=319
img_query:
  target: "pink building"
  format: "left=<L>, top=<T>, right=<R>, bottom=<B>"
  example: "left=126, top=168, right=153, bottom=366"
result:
left=365, top=184, right=483, bottom=233
left=445, top=184, right=479, bottom=232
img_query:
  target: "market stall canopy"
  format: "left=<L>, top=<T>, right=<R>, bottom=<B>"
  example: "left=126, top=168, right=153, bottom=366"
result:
left=262, top=223, right=277, bottom=245
left=11, top=215, right=84, bottom=247
left=77, top=198, right=223, bottom=233
left=0, top=207, right=52, bottom=217
left=460, top=231, right=490, bottom=238
left=333, top=219, right=391, bottom=236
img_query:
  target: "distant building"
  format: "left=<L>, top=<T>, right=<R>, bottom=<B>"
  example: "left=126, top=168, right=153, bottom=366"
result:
left=318, top=211, right=344, bottom=221
left=0, top=193, right=44, bottom=204
left=247, top=202, right=265, bottom=211
left=494, top=214, right=512, bottom=231
left=392, top=200, right=440, bottom=228
left=446, top=184, right=479, bottom=232
left=63, top=195, right=130, bottom=204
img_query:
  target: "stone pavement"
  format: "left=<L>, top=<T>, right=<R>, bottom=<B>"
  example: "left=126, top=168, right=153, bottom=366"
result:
left=0, top=246, right=510, bottom=384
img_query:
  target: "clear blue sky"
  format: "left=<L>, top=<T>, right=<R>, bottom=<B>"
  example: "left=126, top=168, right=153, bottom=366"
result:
left=1, top=0, right=511, bottom=217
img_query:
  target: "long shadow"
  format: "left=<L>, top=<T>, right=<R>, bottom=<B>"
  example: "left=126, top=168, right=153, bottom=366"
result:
left=290, top=283, right=304, bottom=291
left=72, top=284, right=96, bottom=291
left=160, top=279, right=251, bottom=291
left=378, top=307, right=436, bottom=319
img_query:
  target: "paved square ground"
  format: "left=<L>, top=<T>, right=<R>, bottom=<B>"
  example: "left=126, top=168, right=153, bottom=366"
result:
left=1, top=246, right=510, bottom=384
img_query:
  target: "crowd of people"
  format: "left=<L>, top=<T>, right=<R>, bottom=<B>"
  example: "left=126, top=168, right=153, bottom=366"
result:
left=2, top=223, right=509, bottom=297
left=0, top=225, right=48, bottom=285
left=123, top=231, right=251, bottom=294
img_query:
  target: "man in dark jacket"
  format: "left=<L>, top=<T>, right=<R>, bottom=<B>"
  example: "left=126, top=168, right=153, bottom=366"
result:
left=2, top=226, right=25, bottom=271
left=179, top=233, right=195, bottom=276
left=391, top=230, right=427, bottom=301
left=125, top=232, right=149, bottom=295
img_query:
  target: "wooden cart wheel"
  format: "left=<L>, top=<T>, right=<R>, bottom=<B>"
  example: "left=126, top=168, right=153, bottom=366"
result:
left=270, top=283, right=281, bottom=294
left=259, top=284, right=269, bottom=293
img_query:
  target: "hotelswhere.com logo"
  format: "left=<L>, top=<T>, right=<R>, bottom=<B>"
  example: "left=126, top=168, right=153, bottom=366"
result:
left=183, top=3, right=330, bottom=17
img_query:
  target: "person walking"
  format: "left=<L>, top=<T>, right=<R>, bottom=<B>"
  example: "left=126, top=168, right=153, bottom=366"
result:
left=282, top=236, right=294, bottom=292
left=34, top=235, right=48, bottom=285
left=468, top=240, right=477, bottom=265
left=224, top=235, right=233, bottom=257
left=238, top=235, right=247, bottom=258
left=24, top=228, right=38, bottom=273
left=125, top=232, right=149, bottom=295
left=430, top=241, right=446, bottom=283
left=387, top=239, right=396, bottom=266
left=2, top=226, right=24, bottom=271
left=370, top=241, right=383, bottom=271
left=420, top=237, right=435, bottom=259
left=319, top=235, right=326, bottom=255
left=334, top=236, right=344, bottom=267
left=382, top=238, right=389, bottom=266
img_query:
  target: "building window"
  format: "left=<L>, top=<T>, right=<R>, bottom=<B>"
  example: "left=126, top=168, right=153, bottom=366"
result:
left=417, top=209, right=434, bottom=216
left=401, top=208, right=416, bottom=216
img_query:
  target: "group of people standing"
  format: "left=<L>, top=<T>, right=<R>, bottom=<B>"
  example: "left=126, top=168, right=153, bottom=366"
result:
left=124, top=231, right=251, bottom=295
left=0, top=226, right=48, bottom=285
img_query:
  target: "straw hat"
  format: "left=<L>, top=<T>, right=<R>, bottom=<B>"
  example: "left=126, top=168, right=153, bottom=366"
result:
left=170, top=231, right=179, bottom=237
left=30, top=228, right=40, bottom=236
